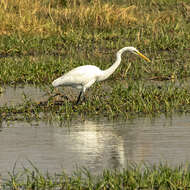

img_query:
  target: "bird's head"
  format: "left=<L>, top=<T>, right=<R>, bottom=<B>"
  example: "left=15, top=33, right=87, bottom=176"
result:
left=128, top=47, right=151, bottom=62
left=118, top=46, right=151, bottom=62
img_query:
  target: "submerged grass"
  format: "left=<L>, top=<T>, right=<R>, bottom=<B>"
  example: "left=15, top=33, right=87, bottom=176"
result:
left=2, top=163, right=190, bottom=189
left=1, top=82, right=190, bottom=121
left=0, top=0, right=190, bottom=119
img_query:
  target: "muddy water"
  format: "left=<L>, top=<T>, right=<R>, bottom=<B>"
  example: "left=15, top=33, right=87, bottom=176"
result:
left=0, top=85, right=48, bottom=106
left=0, top=85, right=79, bottom=106
left=1, top=78, right=190, bottom=106
left=1, top=114, right=190, bottom=176
left=1, top=78, right=190, bottom=107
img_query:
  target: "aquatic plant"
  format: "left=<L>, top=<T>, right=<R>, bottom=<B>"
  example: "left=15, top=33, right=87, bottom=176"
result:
left=3, top=163, right=190, bottom=189
left=0, top=0, right=190, bottom=119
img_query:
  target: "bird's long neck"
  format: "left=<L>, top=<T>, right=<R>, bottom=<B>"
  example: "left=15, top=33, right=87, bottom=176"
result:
left=98, top=47, right=129, bottom=81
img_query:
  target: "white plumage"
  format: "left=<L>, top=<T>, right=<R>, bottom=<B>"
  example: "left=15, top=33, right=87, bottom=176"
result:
left=52, top=46, right=150, bottom=104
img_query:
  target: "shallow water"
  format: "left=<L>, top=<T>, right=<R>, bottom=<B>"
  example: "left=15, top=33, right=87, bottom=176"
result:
left=1, top=114, right=190, bottom=176
left=0, top=85, right=48, bottom=106
left=1, top=79, right=190, bottom=106
left=0, top=85, right=79, bottom=106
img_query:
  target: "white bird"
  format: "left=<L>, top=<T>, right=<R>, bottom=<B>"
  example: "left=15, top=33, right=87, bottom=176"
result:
left=52, top=46, right=150, bottom=104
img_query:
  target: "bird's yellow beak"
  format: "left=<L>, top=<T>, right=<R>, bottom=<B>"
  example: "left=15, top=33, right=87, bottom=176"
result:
left=137, top=51, right=151, bottom=62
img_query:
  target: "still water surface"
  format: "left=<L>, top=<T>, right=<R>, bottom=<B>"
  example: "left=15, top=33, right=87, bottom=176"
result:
left=1, top=114, right=190, bottom=176
left=0, top=85, right=48, bottom=106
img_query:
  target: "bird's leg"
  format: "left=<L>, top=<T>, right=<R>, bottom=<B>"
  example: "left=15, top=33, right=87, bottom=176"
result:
left=76, top=91, right=83, bottom=104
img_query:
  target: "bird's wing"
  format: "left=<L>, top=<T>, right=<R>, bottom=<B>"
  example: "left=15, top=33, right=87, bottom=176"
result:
left=57, top=65, right=102, bottom=86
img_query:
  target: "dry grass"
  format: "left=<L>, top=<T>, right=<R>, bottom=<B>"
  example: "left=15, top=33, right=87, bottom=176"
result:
left=0, top=0, right=57, bottom=35
left=59, top=3, right=138, bottom=28
left=0, top=0, right=185, bottom=37
left=0, top=0, right=142, bottom=36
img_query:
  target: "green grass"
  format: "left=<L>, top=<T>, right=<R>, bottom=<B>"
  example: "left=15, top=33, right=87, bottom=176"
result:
left=0, top=0, right=190, bottom=119
left=1, top=1, right=190, bottom=186
left=2, top=163, right=190, bottom=189
left=1, top=81, right=190, bottom=121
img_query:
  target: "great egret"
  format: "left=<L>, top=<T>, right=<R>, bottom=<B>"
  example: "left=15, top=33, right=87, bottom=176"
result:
left=52, top=46, right=150, bottom=104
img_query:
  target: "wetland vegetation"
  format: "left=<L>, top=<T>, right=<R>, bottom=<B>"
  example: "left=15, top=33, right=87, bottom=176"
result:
left=1, top=0, right=190, bottom=120
left=1, top=0, right=190, bottom=188
left=3, top=163, right=190, bottom=189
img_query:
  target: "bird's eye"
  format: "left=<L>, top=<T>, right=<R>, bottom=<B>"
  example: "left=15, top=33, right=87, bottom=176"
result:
left=133, top=50, right=138, bottom=55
